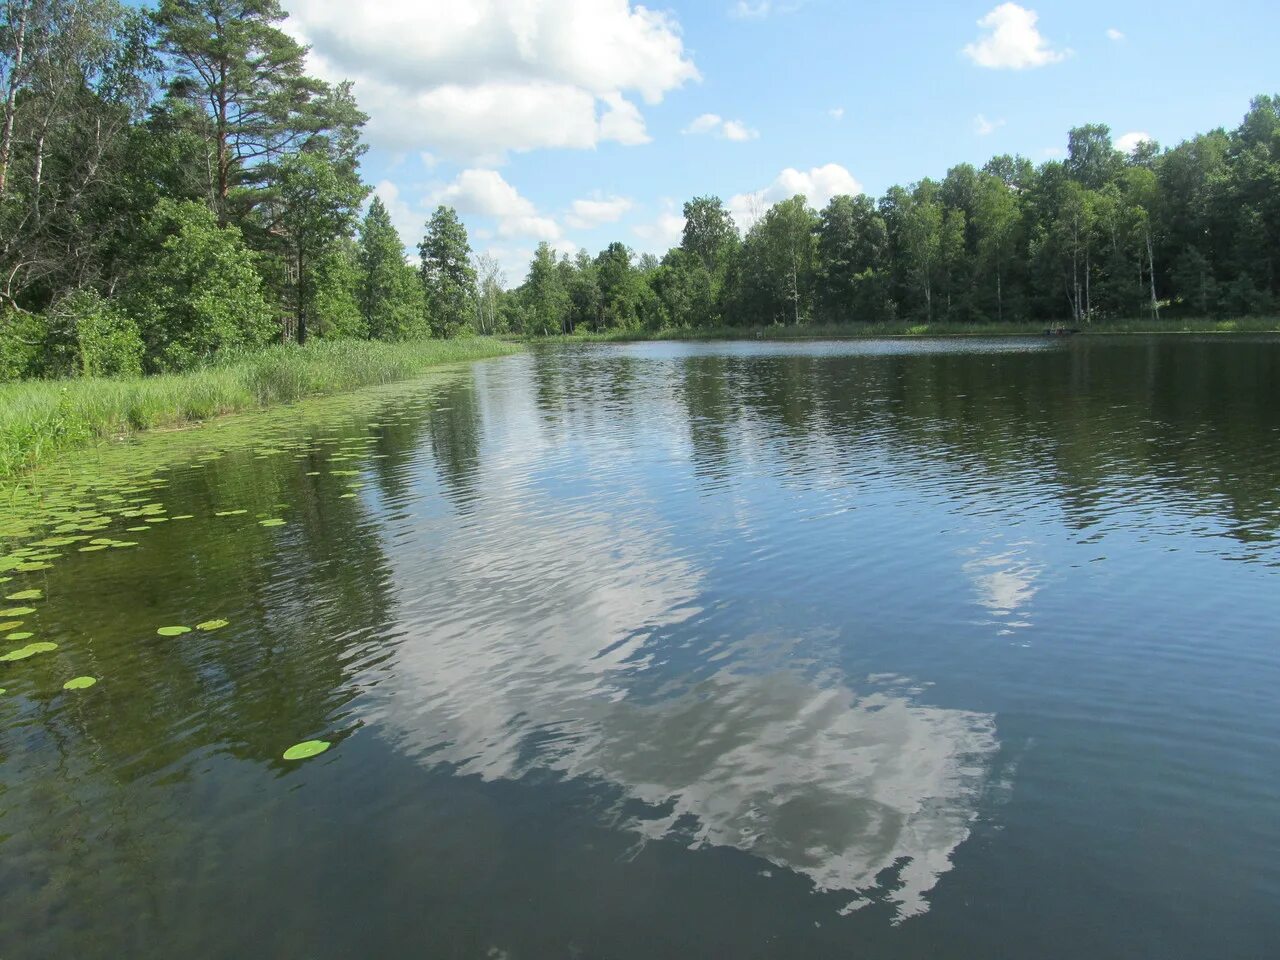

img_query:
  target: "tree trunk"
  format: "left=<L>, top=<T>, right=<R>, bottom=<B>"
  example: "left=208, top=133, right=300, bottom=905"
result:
left=215, top=56, right=229, bottom=223
left=296, top=247, right=307, bottom=344
left=0, top=0, right=30, bottom=195
left=1145, top=228, right=1160, bottom=321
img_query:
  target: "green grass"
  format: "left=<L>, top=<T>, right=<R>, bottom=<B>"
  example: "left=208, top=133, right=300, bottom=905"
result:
left=511, top=316, right=1280, bottom=343
left=0, top=337, right=520, bottom=481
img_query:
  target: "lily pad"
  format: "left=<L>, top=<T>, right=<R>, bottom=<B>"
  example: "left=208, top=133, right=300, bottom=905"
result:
left=282, top=740, right=331, bottom=761
left=63, top=676, right=97, bottom=690
left=196, top=619, right=229, bottom=631
left=78, top=545, right=108, bottom=552
left=14, top=562, right=52, bottom=572
left=259, top=519, right=286, bottom=527
left=0, top=621, right=22, bottom=631
left=156, top=625, right=191, bottom=637
left=5, top=589, right=42, bottom=601
left=6, top=632, right=34, bottom=641
left=0, top=641, right=58, bottom=662
left=0, top=607, right=36, bottom=617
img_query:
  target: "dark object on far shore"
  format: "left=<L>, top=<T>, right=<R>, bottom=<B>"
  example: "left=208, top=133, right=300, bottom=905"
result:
left=1045, top=326, right=1080, bottom=337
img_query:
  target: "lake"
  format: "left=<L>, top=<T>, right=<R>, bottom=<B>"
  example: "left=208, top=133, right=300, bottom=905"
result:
left=2, top=336, right=1279, bottom=959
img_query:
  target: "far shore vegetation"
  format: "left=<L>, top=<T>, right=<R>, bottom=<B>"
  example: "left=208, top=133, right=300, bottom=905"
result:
left=509, top=316, right=1280, bottom=344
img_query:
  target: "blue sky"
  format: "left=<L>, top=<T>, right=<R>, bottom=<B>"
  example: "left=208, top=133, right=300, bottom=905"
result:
left=275, top=0, right=1279, bottom=281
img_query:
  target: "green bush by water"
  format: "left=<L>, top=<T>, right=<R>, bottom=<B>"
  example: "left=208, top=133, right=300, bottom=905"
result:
left=0, top=338, right=519, bottom=481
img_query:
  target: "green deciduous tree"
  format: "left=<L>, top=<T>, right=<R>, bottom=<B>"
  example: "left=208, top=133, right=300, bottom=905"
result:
left=124, top=197, right=271, bottom=370
left=276, top=150, right=366, bottom=344
left=681, top=195, right=738, bottom=272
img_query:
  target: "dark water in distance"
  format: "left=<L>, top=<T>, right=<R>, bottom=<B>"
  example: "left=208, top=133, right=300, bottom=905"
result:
left=2, top=336, right=1280, bottom=959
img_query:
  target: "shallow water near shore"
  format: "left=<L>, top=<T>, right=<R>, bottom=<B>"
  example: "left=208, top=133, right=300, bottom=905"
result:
left=2, top=335, right=1279, bottom=958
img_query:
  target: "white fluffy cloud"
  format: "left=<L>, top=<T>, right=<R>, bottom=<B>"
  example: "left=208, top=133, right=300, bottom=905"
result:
left=974, top=114, right=1006, bottom=136
left=728, top=164, right=863, bottom=228
left=963, top=4, right=1068, bottom=70
left=632, top=201, right=686, bottom=251
left=566, top=196, right=635, bottom=230
left=430, top=169, right=561, bottom=241
left=683, top=113, right=760, bottom=141
left=829, top=107, right=845, bottom=121
left=1106, top=27, right=1125, bottom=41
left=1116, top=131, right=1153, bottom=154
left=372, top=180, right=422, bottom=253
left=286, top=0, right=699, bottom=159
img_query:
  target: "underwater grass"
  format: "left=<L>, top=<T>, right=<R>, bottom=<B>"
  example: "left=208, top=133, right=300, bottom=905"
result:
left=511, top=316, right=1280, bottom=344
left=0, top=337, right=520, bottom=482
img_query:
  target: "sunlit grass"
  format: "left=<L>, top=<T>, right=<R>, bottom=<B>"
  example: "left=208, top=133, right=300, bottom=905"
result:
left=0, top=337, right=519, bottom=480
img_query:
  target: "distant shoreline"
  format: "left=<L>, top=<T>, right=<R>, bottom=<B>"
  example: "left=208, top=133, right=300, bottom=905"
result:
left=508, top=318, right=1280, bottom=344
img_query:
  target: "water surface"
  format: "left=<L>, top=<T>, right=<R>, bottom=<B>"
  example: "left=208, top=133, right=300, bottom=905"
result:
left=2, top=336, right=1279, bottom=958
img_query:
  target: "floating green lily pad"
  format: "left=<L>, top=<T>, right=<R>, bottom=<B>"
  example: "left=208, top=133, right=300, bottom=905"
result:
left=0, top=621, right=22, bottom=631
left=156, top=625, right=191, bottom=637
left=215, top=509, right=248, bottom=517
left=259, top=519, right=286, bottom=527
left=14, top=562, right=52, bottom=572
left=63, top=676, right=97, bottom=690
left=283, top=740, right=331, bottom=761
left=0, top=607, right=36, bottom=617
left=78, top=545, right=108, bottom=552
left=196, top=619, right=229, bottom=631
left=111, top=541, right=138, bottom=548
left=5, top=589, right=42, bottom=601
left=6, top=632, right=34, bottom=641
left=0, top=642, right=57, bottom=662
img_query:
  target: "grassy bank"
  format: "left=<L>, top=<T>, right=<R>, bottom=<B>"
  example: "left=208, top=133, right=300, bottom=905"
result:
left=0, top=337, right=520, bottom=481
left=511, top=316, right=1280, bottom=344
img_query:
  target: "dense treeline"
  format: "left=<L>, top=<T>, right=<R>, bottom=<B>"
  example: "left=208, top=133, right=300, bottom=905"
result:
left=0, top=0, right=488, bottom=381
left=3, top=4, right=1278, bottom=380
left=501, top=101, right=1280, bottom=335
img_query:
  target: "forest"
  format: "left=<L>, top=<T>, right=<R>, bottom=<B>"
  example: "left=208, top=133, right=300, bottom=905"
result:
left=2, top=0, right=1279, bottom=385
left=512, top=106, right=1280, bottom=335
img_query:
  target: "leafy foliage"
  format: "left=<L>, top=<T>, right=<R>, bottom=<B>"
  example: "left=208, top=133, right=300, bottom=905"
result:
left=124, top=199, right=273, bottom=371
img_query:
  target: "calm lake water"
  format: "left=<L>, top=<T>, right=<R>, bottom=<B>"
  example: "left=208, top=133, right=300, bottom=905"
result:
left=2, top=336, right=1280, bottom=958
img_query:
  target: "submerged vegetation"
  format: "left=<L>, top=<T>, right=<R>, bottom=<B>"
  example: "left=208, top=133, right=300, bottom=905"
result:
left=0, top=337, right=517, bottom=480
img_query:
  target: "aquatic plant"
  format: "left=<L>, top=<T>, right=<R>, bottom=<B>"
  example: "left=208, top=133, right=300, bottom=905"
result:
left=283, top=740, right=331, bottom=761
